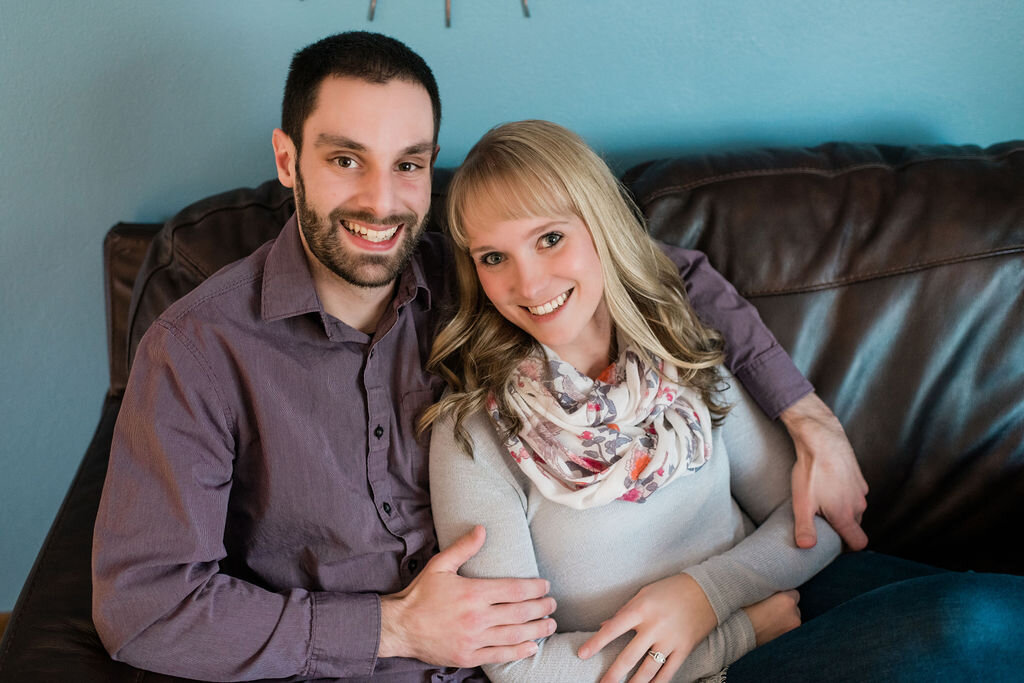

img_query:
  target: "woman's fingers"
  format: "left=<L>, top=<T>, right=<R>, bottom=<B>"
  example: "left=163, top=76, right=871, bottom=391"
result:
left=651, top=650, right=686, bottom=683
left=628, top=644, right=676, bottom=683
left=601, top=633, right=656, bottom=683
left=578, top=609, right=635, bottom=660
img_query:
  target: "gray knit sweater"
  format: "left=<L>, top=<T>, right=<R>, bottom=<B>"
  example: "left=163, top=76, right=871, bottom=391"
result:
left=429, top=379, right=840, bottom=682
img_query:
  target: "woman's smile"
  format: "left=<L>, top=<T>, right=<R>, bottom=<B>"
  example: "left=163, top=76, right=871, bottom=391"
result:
left=524, top=288, right=573, bottom=317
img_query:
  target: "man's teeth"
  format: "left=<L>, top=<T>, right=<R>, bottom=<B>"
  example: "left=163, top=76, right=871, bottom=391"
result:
left=527, top=291, right=570, bottom=316
left=343, top=220, right=398, bottom=243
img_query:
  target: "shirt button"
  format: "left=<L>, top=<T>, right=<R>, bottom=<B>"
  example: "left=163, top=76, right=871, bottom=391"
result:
left=374, top=425, right=384, bottom=439
left=382, top=502, right=392, bottom=515
left=408, top=558, right=419, bottom=572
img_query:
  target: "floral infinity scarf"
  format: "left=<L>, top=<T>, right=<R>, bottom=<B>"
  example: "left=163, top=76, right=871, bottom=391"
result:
left=486, top=342, right=713, bottom=509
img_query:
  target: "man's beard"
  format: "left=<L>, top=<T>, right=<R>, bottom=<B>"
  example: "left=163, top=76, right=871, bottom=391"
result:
left=294, top=169, right=427, bottom=289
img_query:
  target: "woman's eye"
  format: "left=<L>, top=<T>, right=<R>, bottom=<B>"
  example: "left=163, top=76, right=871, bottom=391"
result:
left=541, top=232, right=563, bottom=248
left=481, top=253, right=504, bottom=266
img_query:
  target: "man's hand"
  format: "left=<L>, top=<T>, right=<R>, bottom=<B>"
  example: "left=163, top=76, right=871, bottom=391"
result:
left=577, top=573, right=717, bottom=683
left=780, top=392, right=869, bottom=550
left=379, top=525, right=556, bottom=668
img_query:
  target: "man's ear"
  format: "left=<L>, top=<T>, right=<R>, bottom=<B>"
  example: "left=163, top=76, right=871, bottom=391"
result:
left=272, top=128, right=298, bottom=188
left=431, top=144, right=440, bottom=167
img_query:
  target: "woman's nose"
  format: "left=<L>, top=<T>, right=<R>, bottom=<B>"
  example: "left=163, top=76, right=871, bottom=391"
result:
left=512, top=258, right=546, bottom=301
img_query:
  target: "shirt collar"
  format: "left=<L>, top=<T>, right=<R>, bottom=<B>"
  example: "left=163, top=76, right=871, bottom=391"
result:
left=261, top=215, right=322, bottom=322
left=261, top=214, right=434, bottom=325
left=403, top=239, right=434, bottom=311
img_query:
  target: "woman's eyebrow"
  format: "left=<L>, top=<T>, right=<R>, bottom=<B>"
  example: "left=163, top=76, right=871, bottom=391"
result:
left=468, top=220, right=567, bottom=255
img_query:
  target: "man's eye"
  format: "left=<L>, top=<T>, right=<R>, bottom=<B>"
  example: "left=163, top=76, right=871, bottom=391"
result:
left=397, top=161, right=422, bottom=172
left=541, top=232, right=563, bottom=248
left=333, top=156, right=358, bottom=168
left=481, top=253, right=504, bottom=266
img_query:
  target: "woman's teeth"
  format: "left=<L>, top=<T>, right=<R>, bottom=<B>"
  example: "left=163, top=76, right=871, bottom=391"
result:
left=527, top=290, right=570, bottom=316
left=343, top=220, right=398, bottom=243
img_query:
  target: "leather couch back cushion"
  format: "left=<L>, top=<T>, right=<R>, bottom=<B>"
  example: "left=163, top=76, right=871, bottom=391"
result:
left=122, top=143, right=1023, bottom=570
left=626, top=142, right=1024, bottom=570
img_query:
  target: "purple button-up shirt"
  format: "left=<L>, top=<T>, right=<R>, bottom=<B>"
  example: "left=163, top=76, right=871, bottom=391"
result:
left=93, top=216, right=810, bottom=681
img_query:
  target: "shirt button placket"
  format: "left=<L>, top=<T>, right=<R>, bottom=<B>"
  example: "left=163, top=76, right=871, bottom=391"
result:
left=365, top=349, right=394, bottom=530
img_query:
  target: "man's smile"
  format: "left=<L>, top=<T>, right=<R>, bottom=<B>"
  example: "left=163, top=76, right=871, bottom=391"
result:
left=341, top=218, right=401, bottom=244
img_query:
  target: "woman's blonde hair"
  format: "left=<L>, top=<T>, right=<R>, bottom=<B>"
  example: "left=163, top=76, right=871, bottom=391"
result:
left=421, top=120, right=727, bottom=449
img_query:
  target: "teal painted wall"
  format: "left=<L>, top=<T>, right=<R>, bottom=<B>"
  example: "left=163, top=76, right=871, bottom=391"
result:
left=1, top=0, right=1022, bottom=609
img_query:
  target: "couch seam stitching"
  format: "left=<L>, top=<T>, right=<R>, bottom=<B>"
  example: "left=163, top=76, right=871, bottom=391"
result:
left=741, top=245, right=1024, bottom=298
left=638, top=147, right=1024, bottom=204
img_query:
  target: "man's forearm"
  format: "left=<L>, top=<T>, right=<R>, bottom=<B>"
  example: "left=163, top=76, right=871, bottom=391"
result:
left=661, top=243, right=869, bottom=548
left=663, top=243, right=812, bottom=418
left=92, top=565, right=381, bottom=680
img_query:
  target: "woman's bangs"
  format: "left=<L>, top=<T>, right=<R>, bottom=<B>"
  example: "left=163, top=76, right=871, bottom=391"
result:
left=462, top=163, right=574, bottom=227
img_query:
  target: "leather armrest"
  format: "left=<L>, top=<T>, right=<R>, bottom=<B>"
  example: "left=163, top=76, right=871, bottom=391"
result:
left=0, top=397, right=143, bottom=680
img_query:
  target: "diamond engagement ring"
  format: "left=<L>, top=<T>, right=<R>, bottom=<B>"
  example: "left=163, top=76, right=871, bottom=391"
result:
left=647, top=649, right=667, bottom=665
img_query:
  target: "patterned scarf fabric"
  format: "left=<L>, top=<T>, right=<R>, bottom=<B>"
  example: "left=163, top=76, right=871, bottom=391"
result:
left=487, top=342, right=713, bottom=509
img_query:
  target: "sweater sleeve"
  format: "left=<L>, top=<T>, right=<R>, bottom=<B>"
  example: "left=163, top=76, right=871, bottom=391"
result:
left=429, top=411, right=753, bottom=682
left=662, top=243, right=813, bottom=419
left=92, top=322, right=380, bottom=681
left=681, top=378, right=841, bottom=624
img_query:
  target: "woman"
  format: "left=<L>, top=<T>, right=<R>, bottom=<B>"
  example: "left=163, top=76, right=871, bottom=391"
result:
left=425, top=121, right=1023, bottom=682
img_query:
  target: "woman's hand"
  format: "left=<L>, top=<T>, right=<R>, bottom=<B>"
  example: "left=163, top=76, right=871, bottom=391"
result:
left=742, top=590, right=801, bottom=646
left=577, top=573, right=717, bottom=683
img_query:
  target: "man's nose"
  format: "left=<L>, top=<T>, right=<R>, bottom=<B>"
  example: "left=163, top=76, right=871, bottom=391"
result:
left=356, top=167, right=400, bottom=219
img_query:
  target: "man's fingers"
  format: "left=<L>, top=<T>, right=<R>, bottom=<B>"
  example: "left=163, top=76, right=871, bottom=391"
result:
left=578, top=612, right=633, bottom=660
left=473, top=575, right=552, bottom=605
left=485, top=616, right=557, bottom=647
left=471, top=641, right=541, bottom=666
left=791, top=486, right=819, bottom=549
left=430, top=525, right=486, bottom=573
left=830, top=515, right=869, bottom=551
left=488, top=596, right=557, bottom=628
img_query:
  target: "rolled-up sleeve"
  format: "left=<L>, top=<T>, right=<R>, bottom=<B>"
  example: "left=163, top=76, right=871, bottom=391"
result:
left=662, top=243, right=813, bottom=418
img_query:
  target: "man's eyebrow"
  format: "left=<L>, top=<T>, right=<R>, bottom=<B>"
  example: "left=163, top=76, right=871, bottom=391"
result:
left=313, top=134, right=434, bottom=159
left=403, top=142, right=435, bottom=157
left=314, top=134, right=366, bottom=151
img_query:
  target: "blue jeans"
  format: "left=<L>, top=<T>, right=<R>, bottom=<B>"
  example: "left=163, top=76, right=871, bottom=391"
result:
left=725, top=552, right=1024, bottom=682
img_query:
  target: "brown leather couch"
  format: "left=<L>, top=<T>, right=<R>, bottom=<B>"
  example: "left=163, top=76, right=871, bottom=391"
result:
left=2, top=141, right=1022, bottom=681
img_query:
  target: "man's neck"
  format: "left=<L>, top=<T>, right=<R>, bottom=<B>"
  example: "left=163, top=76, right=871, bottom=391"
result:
left=305, top=253, right=395, bottom=334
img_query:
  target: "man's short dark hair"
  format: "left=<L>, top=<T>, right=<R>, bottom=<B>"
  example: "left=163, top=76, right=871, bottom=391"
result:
left=282, top=31, right=441, bottom=153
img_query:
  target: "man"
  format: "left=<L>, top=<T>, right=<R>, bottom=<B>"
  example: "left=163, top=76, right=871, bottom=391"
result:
left=93, top=32, right=867, bottom=681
